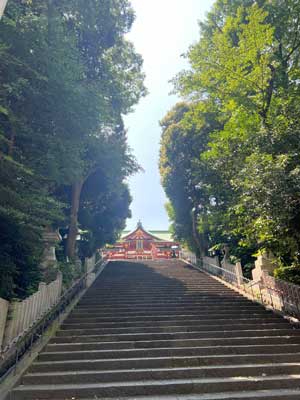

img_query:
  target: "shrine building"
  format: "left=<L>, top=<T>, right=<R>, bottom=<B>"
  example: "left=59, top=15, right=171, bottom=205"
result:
left=103, top=221, right=180, bottom=260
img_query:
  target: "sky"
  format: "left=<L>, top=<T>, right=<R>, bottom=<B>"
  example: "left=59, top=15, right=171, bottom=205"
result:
left=124, top=0, right=214, bottom=231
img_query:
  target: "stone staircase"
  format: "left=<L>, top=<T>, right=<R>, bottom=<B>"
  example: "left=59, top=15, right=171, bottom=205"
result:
left=11, top=260, right=300, bottom=399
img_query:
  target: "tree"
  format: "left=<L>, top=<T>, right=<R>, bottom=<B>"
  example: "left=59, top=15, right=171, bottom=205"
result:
left=56, top=1, right=146, bottom=260
left=65, top=119, right=140, bottom=260
left=0, top=0, right=146, bottom=298
left=161, top=0, right=300, bottom=276
left=159, top=102, right=221, bottom=255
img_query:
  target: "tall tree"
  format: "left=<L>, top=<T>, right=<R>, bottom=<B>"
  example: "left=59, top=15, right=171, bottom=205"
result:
left=160, top=102, right=221, bottom=255
left=161, top=0, right=300, bottom=274
left=0, top=0, right=146, bottom=298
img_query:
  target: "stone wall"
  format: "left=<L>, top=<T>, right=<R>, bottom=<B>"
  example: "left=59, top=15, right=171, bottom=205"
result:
left=0, top=298, right=8, bottom=349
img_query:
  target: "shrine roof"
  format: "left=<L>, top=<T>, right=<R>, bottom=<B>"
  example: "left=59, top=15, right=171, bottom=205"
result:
left=148, top=231, right=173, bottom=241
left=121, top=221, right=173, bottom=242
left=121, top=229, right=173, bottom=242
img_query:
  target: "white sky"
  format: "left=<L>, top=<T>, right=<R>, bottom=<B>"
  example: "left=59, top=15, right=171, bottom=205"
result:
left=124, top=0, right=215, bottom=231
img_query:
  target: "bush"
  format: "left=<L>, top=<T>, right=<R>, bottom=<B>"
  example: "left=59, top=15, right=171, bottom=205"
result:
left=0, top=215, right=42, bottom=300
left=274, top=264, right=300, bottom=286
left=58, top=261, right=82, bottom=290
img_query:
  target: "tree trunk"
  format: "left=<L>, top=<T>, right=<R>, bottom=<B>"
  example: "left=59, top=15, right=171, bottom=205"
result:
left=191, top=208, right=202, bottom=257
left=260, top=64, right=275, bottom=122
left=191, top=208, right=207, bottom=257
left=66, top=180, right=83, bottom=260
left=65, top=167, right=100, bottom=260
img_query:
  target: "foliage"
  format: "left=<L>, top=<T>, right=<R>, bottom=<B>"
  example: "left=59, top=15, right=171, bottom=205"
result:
left=274, top=265, right=300, bottom=286
left=0, top=213, right=42, bottom=299
left=160, top=0, right=300, bottom=278
left=160, top=102, right=221, bottom=254
left=57, top=261, right=82, bottom=289
left=0, top=0, right=145, bottom=299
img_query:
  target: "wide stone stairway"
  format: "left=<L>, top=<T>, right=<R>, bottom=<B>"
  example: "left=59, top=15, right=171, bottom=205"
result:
left=11, top=260, right=300, bottom=399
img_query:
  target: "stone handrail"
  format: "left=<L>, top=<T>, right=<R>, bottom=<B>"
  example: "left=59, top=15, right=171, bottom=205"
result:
left=0, top=254, right=101, bottom=353
left=0, top=273, right=62, bottom=351
left=0, top=255, right=107, bottom=382
left=179, top=251, right=300, bottom=321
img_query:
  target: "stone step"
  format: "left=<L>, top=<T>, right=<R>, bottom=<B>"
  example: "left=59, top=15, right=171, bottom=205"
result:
left=82, top=285, right=238, bottom=290
left=11, top=260, right=300, bottom=399
left=83, top=286, right=236, bottom=291
left=78, top=295, right=248, bottom=302
left=66, top=312, right=273, bottom=323
left=84, top=290, right=237, bottom=295
left=76, top=298, right=254, bottom=305
left=80, top=291, right=240, bottom=297
left=60, top=317, right=283, bottom=330
left=70, top=305, right=265, bottom=315
left=77, top=300, right=247, bottom=307
left=45, top=336, right=300, bottom=352
left=11, top=375, right=300, bottom=399
left=29, top=353, right=300, bottom=373
left=50, top=329, right=300, bottom=343
left=38, top=344, right=300, bottom=362
left=86, top=282, right=221, bottom=286
left=21, top=362, right=300, bottom=385
left=55, top=322, right=289, bottom=336
left=79, top=295, right=244, bottom=304
left=73, top=303, right=263, bottom=313
left=87, top=390, right=300, bottom=400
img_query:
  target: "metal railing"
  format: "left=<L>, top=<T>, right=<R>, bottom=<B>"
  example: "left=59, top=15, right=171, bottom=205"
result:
left=180, top=251, right=300, bottom=322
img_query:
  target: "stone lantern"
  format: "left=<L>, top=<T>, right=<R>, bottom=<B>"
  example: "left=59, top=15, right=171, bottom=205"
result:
left=40, top=228, right=62, bottom=282
left=252, top=251, right=276, bottom=281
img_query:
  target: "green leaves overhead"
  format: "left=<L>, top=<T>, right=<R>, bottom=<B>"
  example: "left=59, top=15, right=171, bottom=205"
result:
left=160, top=0, right=300, bottom=276
left=0, top=0, right=146, bottom=298
left=175, top=3, right=275, bottom=116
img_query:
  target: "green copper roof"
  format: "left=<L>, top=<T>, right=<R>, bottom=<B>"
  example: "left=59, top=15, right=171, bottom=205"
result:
left=121, top=230, right=173, bottom=242
left=149, top=231, right=173, bottom=241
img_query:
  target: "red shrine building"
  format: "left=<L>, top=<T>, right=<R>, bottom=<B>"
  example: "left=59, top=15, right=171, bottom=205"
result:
left=103, top=221, right=180, bottom=260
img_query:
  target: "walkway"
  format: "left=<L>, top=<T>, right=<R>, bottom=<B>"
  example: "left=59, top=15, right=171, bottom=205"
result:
left=12, top=260, right=300, bottom=399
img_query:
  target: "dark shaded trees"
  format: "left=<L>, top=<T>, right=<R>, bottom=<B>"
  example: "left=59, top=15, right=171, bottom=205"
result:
left=0, top=0, right=145, bottom=299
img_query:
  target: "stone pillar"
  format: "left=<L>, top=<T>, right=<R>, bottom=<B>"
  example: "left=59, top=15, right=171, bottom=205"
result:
left=38, top=282, right=47, bottom=315
left=222, top=244, right=230, bottom=261
left=40, top=229, right=62, bottom=282
left=85, top=255, right=95, bottom=274
left=22, top=299, right=30, bottom=333
left=56, top=271, right=63, bottom=299
left=0, top=0, right=8, bottom=19
left=3, top=301, right=19, bottom=347
left=86, top=272, right=96, bottom=288
left=17, top=300, right=27, bottom=336
left=252, top=251, right=276, bottom=281
left=235, top=261, right=244, bottom=285
left=0, top=298, right=9, bottom=350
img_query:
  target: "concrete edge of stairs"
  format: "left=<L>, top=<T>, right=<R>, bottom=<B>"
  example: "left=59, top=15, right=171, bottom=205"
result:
left=180, top=258, right=300, bottom=327
left=87, top=389, right=300, bottom=399
left=0, top=260, right=110, bottom=400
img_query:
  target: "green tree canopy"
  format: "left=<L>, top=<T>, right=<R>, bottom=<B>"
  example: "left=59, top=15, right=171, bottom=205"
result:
left=0, top=0, right=146, bottom=299
left=160, top=0, right=300, bottom=277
